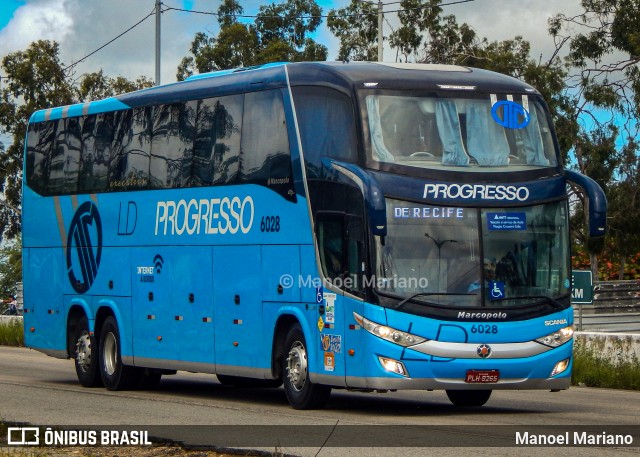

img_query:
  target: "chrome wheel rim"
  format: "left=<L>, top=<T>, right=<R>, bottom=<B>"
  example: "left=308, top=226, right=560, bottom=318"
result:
left=103, top=332, right=117, bottom=376
left=76, top=332, right=92, bottom=372
left=286, top=341, right=307, bottom=392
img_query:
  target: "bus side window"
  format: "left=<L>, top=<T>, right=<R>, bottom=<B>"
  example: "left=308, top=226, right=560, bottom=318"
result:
left=316, top=214, right=344, bottom=281
left=108, top=107, right=151, bottom=190
left=150, top=101, right=196, bottom=188
left=26, top=122, right=53, bottom=195
left=316, top=213, right=366, bottom=295
left=292, top=86, right=358, bottom=178
left=78, top=113, right=113, bottom=193
left=193, top=95, right=243, bottom=186
left=49, top=117, right=82, bottom=194
left=240, top=90, right=291, bottom=185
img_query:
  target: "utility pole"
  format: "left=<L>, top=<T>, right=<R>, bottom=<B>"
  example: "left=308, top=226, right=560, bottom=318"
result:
left=377, top=0, right=383, bottom=62
left=155, top=0, right=161, bottom=86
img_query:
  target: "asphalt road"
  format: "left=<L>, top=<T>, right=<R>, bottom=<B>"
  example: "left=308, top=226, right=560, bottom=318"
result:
left=0, top=346, right=638, bottom=456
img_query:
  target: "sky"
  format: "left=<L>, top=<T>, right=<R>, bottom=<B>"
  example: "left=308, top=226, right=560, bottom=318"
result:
left=0, top=0, right=584, bottom=87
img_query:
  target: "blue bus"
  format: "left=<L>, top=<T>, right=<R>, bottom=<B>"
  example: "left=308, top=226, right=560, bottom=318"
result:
left=22, top=62, right=606, bottom=409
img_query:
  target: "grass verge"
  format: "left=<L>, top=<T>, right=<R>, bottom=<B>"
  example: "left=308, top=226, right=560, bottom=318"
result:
left=0, top=319, right=23, bottom=347
left=572, top=341, right=640, bottom=390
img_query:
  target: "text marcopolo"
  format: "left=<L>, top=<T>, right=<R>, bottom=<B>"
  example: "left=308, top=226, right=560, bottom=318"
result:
left=155, top=197, right=254, bottom=236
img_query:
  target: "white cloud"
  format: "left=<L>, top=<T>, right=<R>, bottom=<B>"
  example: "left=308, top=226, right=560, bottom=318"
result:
left=0, top=0, right=76, bottom=57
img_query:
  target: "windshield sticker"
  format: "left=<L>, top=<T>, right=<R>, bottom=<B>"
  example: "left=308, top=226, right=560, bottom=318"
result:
left=487, top=213, right=526, bottom=231
left=394, top=206, right=465, bottom=219
left=491, top=100, right=530, bottom=129
left=488, top=281, right=505, bottom=300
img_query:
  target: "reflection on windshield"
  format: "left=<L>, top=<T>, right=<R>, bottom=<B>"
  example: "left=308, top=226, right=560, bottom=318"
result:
left=376, top=199, right=570, bottom=308
left=365, top=94, right=558, bottom=171
left=376, top=202, right=481, bottom=307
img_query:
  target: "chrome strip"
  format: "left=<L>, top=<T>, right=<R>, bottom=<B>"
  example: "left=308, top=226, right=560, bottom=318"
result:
left=132, top=357, right=217, bottom=374
left=346, top=375, right=570, bottom=391
left=409, top=339, right=554, bottom=359
left=312, top=373, right=347, bottom=387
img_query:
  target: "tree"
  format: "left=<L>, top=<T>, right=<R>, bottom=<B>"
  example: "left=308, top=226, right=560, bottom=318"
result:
left=177, top=0, right=328, bottom=80
left=0, top=40, right=153, bottom=242
left=0, top=238, right=21, bottom=298
left=327, top=1, right=379, bottom=61
left=549, top=0, right=640, bottom=278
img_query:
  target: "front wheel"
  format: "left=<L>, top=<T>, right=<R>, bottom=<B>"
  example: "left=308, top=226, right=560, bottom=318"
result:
left=99, top=316, right=139, bottom=390
left=74, top=316, right=102, bottom=387
left=446, top=389, right=492, bottom=407
left=282, top=324, right=331, bottom=410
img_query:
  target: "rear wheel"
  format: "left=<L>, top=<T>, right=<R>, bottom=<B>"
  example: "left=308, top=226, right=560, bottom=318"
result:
left=282, top=324, right=331, bottom=409
left=99, top=316, right=139, bottom=390
left=74, top=316, right=102, bottom=387
left=446, top=390, right=492, bottom=407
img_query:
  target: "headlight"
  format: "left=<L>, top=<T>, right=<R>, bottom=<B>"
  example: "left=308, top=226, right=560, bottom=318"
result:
left=535, top=326, right=574, bottom=348
left=354, top=312, right=427, bottom=347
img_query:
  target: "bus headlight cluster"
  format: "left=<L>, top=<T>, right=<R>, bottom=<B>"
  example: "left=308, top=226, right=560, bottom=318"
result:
left=535, top=326, right=574, bottom=348
left=354, top=313, right=426, bottom=347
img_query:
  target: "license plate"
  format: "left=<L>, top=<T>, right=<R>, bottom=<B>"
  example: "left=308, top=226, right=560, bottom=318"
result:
left=465, top=370, right=500, bottom=383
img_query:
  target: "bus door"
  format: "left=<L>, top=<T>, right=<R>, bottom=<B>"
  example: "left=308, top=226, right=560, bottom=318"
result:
left=169, top=247, right=215, bottom=365
left=132, top=247, right=173, bottom=362
left=315, top=213, right=366, bottom=383
left=212, top=245, right=264, bottom=373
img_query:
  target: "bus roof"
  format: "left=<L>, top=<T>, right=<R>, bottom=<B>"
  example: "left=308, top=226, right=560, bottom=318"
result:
left=29, top=62, right=539, bottom=123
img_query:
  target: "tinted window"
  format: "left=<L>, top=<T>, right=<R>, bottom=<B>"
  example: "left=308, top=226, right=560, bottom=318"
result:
left=150, top=101, right=197, bottom=188
left=109, top=108, right=150, bottom=190
left=292, top=87, right=358, bottom=177
left=49, top=117, right=82, bottom=194
left=26, top=122, right=54, bottom=194
left=240, top=90, right=291, bottom=183
left=78, top=113, right=113, bottom=193
left=193, top=95, right=243, bottom=186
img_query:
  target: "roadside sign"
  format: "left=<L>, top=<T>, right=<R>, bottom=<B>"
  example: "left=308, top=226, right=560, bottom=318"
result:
left=571, top=270, right=593, bottom=304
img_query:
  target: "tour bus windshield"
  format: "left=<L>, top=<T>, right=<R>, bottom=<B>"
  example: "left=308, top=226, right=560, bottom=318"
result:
left=375, top=199, right=570, bottom=307
left=363, top=92, right=558, bottom=171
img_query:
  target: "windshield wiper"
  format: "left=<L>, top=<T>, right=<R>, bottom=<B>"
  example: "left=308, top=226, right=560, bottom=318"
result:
left=394, top=292, right=475, bottom=310
left=492, top=295, right=567, bottom=310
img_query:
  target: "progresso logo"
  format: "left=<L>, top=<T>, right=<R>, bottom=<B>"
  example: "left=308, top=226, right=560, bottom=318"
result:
left=66, top=201, right=103, bottom=293
left=491, top=100, right=530, bottom=129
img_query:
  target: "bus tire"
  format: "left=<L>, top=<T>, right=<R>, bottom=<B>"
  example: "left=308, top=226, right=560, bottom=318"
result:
left=282, top=324, right=331, bottom=409
left=74, top=315, right=102, bottom=387
left=99, top=316, right=139, bottom=390
left=217, top=375, right=282, bottom=388
left=446, top=389, right=492, bottom=407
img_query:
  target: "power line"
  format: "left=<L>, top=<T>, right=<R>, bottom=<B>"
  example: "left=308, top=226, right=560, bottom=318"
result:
left=162, top=0, right=475, bottom=20
left=63, top=7, right=156, bottom=72
left=59, top=0, right=474, bottom=74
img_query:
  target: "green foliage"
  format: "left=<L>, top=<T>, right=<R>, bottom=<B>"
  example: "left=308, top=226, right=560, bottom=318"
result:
left=0, top=319, right=23, bottom=347
left=572, top=340, right=640, bottom=390
left=0, top=239, right=21, bottom=298
left=0, top=40, right=153, bottom=243
left=177, top=0, right=327, bottom=80
left=327, top=1, right=378, bottom=62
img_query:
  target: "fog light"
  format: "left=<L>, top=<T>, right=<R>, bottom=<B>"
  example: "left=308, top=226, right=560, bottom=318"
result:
left=378, top=356, right=409, bottom=377
left=550, top=358, right=570, bottom=377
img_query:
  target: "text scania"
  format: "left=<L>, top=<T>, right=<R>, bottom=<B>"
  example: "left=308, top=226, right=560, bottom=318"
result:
left=155, top=197, right=254, bottom=236
left=423, top=184, right=530, bottom=201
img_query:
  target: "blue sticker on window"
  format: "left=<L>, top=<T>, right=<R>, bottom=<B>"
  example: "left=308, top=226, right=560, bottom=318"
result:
left=487, top=213, right=526, bottom=231
left=488, top=281, right=505, bottom=300
left=491, top=100, right=530, bottom=129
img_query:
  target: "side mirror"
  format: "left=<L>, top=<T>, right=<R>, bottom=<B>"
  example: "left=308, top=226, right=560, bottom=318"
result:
left=322, top=158, right=387, bottom=236
left=565, top=170, right=607, bottom=237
